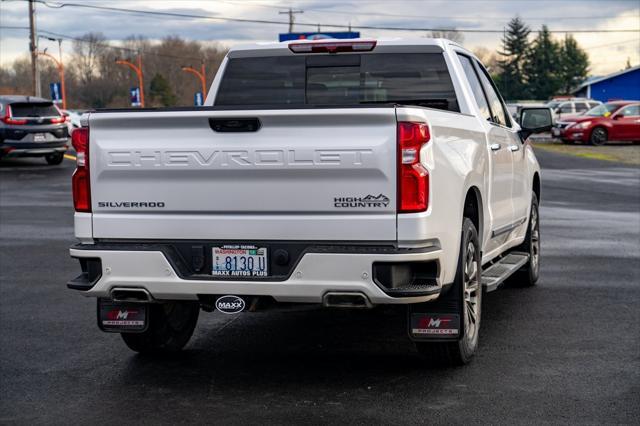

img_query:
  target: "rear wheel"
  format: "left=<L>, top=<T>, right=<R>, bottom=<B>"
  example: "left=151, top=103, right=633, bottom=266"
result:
left=415, top=218, right=482, bottom=366
left=589, top=127, right=607, bottom=146
left=121, top=301, right=200, bottom=354
left=510, top=193, right=540, bottom=287
left=45, top=153, right=64, bottom=165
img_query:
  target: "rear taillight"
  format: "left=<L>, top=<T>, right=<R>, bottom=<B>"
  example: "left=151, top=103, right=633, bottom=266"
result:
left=288, top=40, right=377, bottom=54
left=1, top=105, right=27, bottom=125
left=397, top=121, right=430, bottom=213
left=51, top=105, right=66, bottom=124
left=71, top=127, right=91, bottom=212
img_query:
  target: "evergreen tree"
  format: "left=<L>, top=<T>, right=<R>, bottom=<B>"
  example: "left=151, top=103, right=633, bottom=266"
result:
left=149, top=73, right=177, bottom=106
left=558, top=35, right=589, bottom=94
left=497, top=16, right=530, bottom=100
left=523, top=25, right=562, bottom=100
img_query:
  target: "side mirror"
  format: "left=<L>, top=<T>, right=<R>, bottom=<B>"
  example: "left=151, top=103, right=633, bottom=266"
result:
left=519, top=107, right=553, bottom=141
left=613, top=114, right=623, bottom=120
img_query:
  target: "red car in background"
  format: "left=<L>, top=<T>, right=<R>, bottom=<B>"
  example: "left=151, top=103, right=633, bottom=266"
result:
left=553, top=101, right=640, bottom=145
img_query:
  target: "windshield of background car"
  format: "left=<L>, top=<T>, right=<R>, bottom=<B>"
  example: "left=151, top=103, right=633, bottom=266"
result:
left=547, top=101, right=560, bottom=109
left=10, top=102, right=60, bottom=117
left=215, top=53, right=459, bottom=112
left=585, top=103, right=620, bottom=117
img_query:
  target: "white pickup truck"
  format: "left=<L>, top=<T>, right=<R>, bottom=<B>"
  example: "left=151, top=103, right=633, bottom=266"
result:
left=68, top=38, right=552, bottom=365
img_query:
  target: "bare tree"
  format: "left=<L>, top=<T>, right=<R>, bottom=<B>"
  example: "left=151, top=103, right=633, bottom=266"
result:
left=428, top=30, right=464, bottom=44
left=1, top=34, right=228, bottom=108
left=72, top=32, right=108, bottom=84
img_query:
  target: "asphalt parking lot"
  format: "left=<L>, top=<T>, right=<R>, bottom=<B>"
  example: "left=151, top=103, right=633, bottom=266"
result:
left=0, top=149, right=638, bottom=424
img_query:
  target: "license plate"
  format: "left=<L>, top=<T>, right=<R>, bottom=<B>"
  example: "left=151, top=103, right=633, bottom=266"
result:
left=212, top=245, right=268, bottom=277
left=33, top=133, right=46, bottom=142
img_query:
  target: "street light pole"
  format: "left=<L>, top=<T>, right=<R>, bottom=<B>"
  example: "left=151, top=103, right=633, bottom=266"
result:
left=57, top=39, right=67, bottom=110
left=115, top=56, right=145, bottom=107
left=181, top=63, right=207, bottom=99
left=279, top=8, right=303, bottom=33
left=37, top=50, right=66, bottom=109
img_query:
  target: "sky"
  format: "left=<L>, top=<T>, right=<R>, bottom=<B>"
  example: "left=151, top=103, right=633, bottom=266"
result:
left=1, top=0, right=639, bottom=77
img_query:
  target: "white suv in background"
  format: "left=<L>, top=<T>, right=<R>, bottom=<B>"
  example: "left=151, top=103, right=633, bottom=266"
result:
left=547, top=98, right=602, bottom=121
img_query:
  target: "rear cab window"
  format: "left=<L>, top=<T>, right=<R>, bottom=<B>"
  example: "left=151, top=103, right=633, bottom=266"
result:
left=215, top=53, right=459, bottom=112
left=456, top=54, right=491, bottom=121
left=473, top=59, right=511, bottom=127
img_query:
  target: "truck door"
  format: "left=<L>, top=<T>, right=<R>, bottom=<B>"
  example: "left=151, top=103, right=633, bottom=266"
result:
left=612, top=104, right=640, bottom=140
left=472, top=59, right=522, bottom=249
left=456, top=54, right=515, bottom=253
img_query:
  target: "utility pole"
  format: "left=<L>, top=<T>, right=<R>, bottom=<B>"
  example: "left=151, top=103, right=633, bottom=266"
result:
left=28, top=0, right=41, bottom=97
left=279, top=8, right=303, bottom=33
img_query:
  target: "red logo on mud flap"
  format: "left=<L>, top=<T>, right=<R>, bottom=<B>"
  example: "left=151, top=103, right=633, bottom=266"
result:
left=418, top=317, right=453, bottom=329
left=411, top=314, right=459, bottom=336
left=106, top=309, right=138, bottom=321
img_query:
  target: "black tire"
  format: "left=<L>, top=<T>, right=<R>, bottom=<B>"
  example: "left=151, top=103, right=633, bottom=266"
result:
left=415, top=218, right=482, bottom=366
left=510, top=193, right=540, bottom=287
left=589, top=126, right=607, bottom=146
left=45, top=153, right=64, bottom=165
left=121, top=301, right=200, bottom=354
left=561, top=139, right=572, bottom=145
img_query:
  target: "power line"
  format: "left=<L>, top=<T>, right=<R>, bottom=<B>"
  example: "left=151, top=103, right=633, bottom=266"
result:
left=217, top=0, right=628, bottom=21
left=21, top=0, right=640, bottom=34
left=582, top=38, right=640, bottom=50
left=278, top=7, right=303, bottom=33
left=0, top=26, right=216, bottom=62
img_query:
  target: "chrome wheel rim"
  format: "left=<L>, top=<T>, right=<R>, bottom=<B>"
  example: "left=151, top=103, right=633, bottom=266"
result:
left=463, top=241, right=480, bottom=340
left=530, top=206, right=540, bottom=273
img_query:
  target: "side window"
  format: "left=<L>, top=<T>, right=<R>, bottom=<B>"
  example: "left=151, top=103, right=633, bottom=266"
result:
left=618, top=105, right=640, bottom=116
left=559, top=103, right=573, bottom=113
left=575, top=102, right=589, bottom=113
left=457, top=54, right=491, bottom=121
left=474, top=60, right=510, bottom=127
left=589, top=102, right=600, bottom=109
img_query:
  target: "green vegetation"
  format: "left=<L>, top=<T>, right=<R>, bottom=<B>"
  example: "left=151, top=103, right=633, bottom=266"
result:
left=496, top=17, right=590, bottom=100
left=149, top=73, right=177, bottom=107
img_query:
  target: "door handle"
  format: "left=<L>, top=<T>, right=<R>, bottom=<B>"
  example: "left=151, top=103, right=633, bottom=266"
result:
left=490, top=143, right=502, bottom=151
left=509, top=145, right=520, bottom=152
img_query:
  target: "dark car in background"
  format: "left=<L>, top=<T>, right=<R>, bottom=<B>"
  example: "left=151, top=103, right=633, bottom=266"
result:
left=553, top=101, right=640, bottom=145
left=0, top=95, right=69, bottom=165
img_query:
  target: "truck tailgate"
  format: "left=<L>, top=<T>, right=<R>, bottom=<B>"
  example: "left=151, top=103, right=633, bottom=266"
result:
left=89, top=108, right=398, bottom=241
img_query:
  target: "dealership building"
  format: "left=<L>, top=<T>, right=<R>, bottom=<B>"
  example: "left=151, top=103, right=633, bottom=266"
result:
left=573, top=65, right=640, bottom=102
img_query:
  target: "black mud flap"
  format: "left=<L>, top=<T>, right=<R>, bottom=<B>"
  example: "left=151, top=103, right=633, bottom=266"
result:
left=407, top=288, right=462, bottom=342
left=97, top=298, right=148, bottom=333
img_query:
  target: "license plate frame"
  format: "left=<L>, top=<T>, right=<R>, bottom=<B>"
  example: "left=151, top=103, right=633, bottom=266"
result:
left=212, top=245, right=268, bottom=278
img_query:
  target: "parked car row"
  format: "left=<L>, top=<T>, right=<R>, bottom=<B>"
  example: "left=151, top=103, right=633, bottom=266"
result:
left=552, top=100, right=640, bottom=145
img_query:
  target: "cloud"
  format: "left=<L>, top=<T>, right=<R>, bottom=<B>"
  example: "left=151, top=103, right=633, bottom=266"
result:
left=1, top=0, right=639, bottom=76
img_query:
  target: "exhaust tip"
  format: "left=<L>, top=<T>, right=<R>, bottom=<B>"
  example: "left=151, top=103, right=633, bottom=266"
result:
left=110, top=287, right=152, bottom=303
left=323, top=292, right=372, bottom=309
